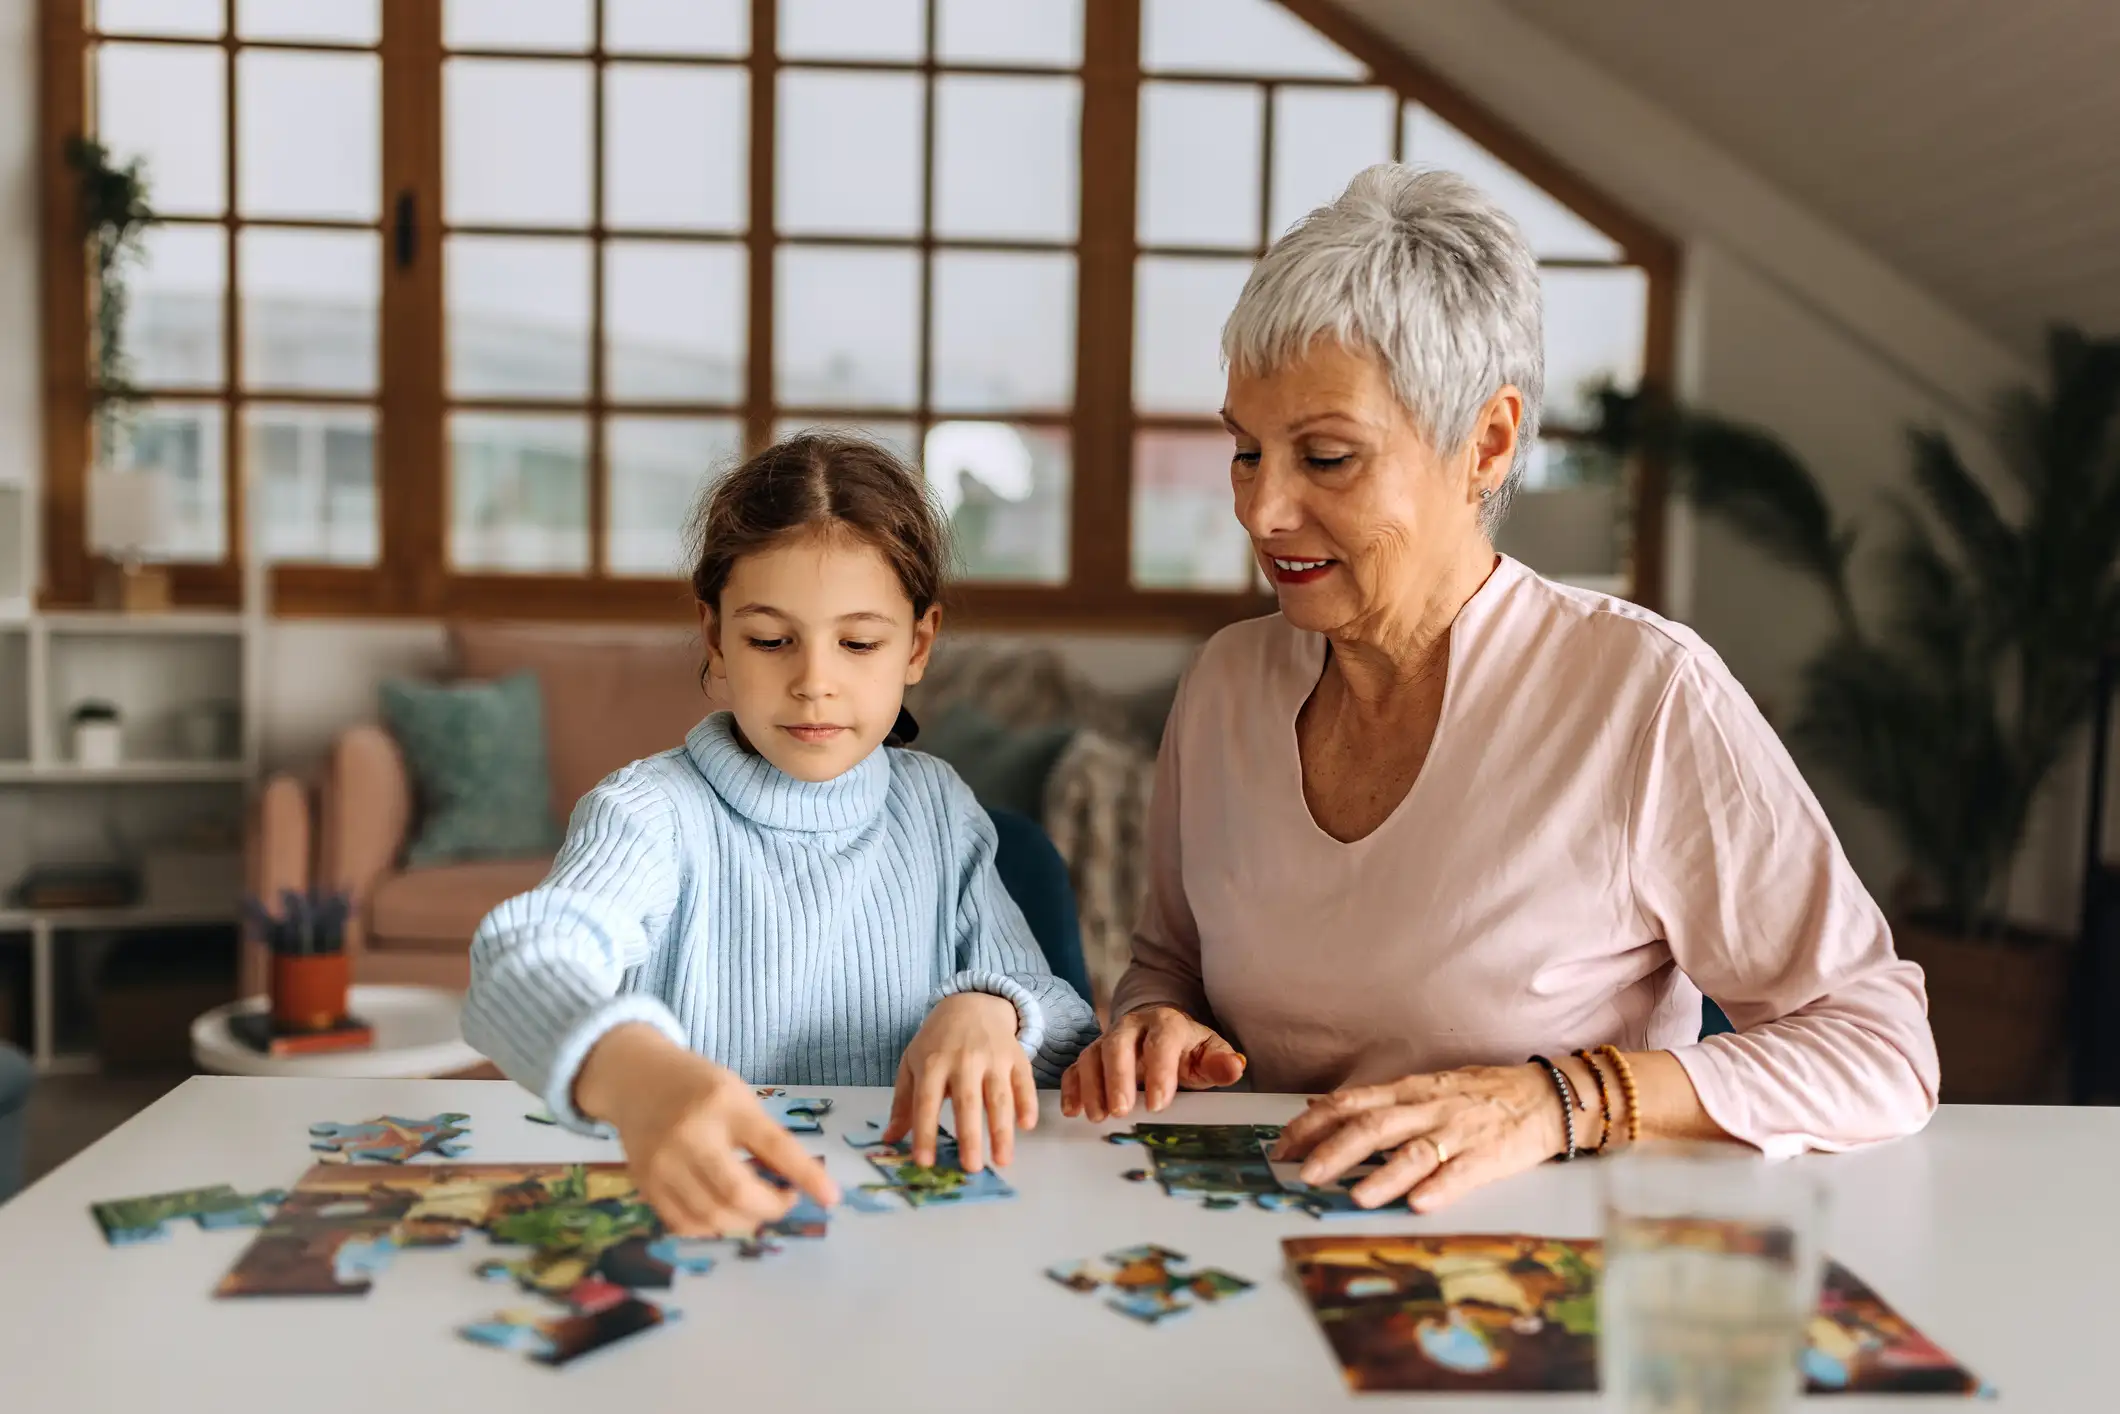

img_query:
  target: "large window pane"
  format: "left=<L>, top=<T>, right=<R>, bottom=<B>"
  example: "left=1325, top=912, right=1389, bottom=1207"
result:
left=445, top=0, right=591, bottom=52
left=931, top=252, right=1074, bottom=414
left=775, top=246, right=921, bottom=410
left=238, top=1, right=382, bottom=44
left=248, top=403, right=379, bottom=566
left=448, top=236, right=592, bottom=398
left=773, top=419, right=919, bottom=469
left=449, top=413, right=589, bottom=572
left=1542, top=266, right=1648, bottom=426
left=446, top=60, right=592, bottom=227
left=779, top=0, right=924, bottom=61
left=934, top=76, right=1079, bottom=242
left=123, top=402, right=227, bottom=563
left=928, top=422, right=1069, bottom=584
left=96, top=0, right=223, bottom=36
left=1139, top=83, right=1261, bottom=250
left=129, top=225, right=225, bottom=390
left=1270, top=87, right=1394, bottom=239
left=239, top=50, right=380, bottom=222
left=1134, top=256, right=1252, bottom=415
left=606, top=0, right=747, bottom=55
left=776, top=71, right=925, bottom=237
left=605, top=241, right=746, bottom=403
left=97, top=44, right=225, bottom=217
left=607, top=416, right=742, bottom=577
left=1142, top=0, right=1364, bottom=78
left=242, top=229, right=379, bottom=394
left=1404, top=106, right=1622, bottom=262
left=1131, top=429, right=1251, bottom=589
left=605, top=66, right=747, bottom=232
left=938, top=0, right=1082, bottom=66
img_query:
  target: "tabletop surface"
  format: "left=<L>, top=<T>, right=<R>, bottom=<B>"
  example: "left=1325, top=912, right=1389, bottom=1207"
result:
left=0, top=1080, right=2110, bottom=1412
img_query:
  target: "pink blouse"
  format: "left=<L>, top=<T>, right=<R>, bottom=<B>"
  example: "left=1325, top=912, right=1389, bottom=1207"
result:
left=1109, top=556, right=1938, bottom=1157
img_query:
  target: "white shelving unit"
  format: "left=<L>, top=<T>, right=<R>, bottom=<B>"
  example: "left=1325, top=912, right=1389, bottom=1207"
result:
left=0, top=459, right=266, bottom=1073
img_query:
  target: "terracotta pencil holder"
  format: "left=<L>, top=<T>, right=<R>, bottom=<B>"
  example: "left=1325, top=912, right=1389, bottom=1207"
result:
left=271, top=953, right=350, bottom=1033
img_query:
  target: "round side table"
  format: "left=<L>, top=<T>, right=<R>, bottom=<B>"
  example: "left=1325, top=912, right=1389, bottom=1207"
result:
left=191, top=985, right=487, bottom=1078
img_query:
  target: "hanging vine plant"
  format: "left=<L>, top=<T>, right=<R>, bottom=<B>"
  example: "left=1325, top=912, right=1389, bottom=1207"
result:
left=64, top=136, right=155, bottom=463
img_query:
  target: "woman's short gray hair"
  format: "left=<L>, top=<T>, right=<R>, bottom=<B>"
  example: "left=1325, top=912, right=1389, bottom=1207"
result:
left=1221, top=163, right=1544, bottom=532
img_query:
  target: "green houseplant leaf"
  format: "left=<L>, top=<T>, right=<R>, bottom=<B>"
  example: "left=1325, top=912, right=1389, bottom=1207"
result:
left=1594, top=328, right=2120, bottom=940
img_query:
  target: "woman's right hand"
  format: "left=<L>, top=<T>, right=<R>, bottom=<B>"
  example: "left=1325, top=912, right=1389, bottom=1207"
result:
left=1060, top=1005, right=1246, bottom=1121
left=576, top=1023, right=841, bottom=1237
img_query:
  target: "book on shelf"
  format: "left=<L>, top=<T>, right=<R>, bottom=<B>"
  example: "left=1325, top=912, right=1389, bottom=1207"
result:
left=228, top=1011, right=374, bottom=1057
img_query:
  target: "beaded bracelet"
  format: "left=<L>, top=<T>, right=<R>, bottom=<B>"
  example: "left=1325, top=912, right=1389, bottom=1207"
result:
left=1528, top=1055, right=1577, bottom=1162
left=1595, top=1043, right=1642, bottom=1145
left=1573, top=1048, right=1615, bottom=1152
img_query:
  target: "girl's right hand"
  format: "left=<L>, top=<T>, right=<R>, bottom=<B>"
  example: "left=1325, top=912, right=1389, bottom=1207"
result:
left=577, top=1023, right=841, bottom=1237
left=1059, top=1005, right=1246, bottom=1122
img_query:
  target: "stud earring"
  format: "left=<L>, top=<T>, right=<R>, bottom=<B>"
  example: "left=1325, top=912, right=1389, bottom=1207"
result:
left=1478, top=486, right=1495, bottom=502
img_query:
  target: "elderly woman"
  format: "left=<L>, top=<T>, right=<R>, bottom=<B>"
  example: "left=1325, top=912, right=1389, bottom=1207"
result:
left=1061, top=164, right=1937, bottom=1210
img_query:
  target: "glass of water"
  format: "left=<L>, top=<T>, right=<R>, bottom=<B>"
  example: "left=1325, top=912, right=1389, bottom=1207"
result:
left=1601, top=1143, right=1827, bottom=1414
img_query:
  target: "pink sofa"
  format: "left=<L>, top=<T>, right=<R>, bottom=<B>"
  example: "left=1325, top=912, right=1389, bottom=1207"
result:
left=243, top=622, right=722, bottom=997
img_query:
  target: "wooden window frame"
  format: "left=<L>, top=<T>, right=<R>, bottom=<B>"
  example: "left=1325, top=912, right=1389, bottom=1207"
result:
left=39, top=0, right=1676, bottom=629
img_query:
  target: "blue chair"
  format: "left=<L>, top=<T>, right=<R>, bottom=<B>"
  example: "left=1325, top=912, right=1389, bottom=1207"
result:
left=986, top=808, right=1092, bottom=1002
left=1701, top=998, right=1735, bottom=1038
left=0, top=1041, right=32, bottom=1204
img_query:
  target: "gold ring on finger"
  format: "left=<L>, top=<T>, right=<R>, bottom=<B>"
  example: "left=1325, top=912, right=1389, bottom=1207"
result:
left=1430, top=1136, right=1450, bottom=1166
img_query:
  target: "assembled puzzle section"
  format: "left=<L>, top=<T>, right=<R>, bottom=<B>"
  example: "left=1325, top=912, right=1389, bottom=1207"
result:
left=1109, top=1122, right=1412, bottom=1217
left=846, top=1120, right=1016, bottom=1209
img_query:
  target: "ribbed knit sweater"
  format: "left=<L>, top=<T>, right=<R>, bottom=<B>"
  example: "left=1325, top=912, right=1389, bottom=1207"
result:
left=461, top=712, right=1099, bottom=1131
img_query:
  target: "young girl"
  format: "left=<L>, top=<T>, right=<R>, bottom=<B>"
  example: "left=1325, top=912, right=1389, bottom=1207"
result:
left=461, top=433, right=1098, bottom=1237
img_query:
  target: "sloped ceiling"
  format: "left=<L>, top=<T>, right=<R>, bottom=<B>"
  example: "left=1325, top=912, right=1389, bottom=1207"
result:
left=1491, top=0, right=2120, bottom=355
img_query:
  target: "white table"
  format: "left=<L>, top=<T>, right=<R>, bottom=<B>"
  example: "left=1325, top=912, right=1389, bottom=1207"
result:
left=189, top=985, right=484, bottom=1078
left=0, top=1084, right=2109, bottom=1412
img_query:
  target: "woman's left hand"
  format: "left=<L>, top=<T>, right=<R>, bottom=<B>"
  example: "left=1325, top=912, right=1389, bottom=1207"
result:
left=1271, top=1064, right=1568, bottom=1212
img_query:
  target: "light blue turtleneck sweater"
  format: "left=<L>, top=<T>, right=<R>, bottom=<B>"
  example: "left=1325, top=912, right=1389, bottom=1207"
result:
left=461, top=712, right=1099, bottom=1130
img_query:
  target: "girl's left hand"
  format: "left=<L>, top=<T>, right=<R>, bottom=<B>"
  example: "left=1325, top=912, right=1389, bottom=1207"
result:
left=1270, top=1064, right=1568, bottom=1212
left=884, top=992, right=1036, bottom=1174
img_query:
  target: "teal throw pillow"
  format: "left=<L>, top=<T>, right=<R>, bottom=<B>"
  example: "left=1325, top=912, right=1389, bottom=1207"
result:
left=381, top=672, right=562, bottom=867
left=917, top=703, right=1075, bottom=819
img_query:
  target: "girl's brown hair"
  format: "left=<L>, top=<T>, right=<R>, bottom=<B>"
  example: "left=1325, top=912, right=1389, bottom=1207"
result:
left=687, top=430, right=949, bottom=618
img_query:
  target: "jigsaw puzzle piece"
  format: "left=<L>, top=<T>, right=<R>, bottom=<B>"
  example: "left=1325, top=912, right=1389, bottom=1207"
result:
left=458, top=1296, right=679, bottom=1368
left=839, top=1185, right=897, bottom=1214
left=1047, top=1243, right=1254, bottom=1327
left=757, top=1093, right=833, bottom=1134
left=308, top=1112, right=472, bottom=1164
left=643, top=1237, right=720, bottom=1280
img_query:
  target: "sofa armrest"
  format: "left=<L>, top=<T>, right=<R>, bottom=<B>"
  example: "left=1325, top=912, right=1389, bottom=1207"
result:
left=240, top=773, right=314, bottom=997
left=318, top=723, right=413, bottom=963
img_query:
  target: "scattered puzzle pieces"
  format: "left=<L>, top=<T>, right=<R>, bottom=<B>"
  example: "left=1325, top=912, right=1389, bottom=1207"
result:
left=90, top=1184, right=286, bottom=1246
left=308, top=1112, right=472, bottom=1163
left=1047, top=1243, right=1255, bottom=1325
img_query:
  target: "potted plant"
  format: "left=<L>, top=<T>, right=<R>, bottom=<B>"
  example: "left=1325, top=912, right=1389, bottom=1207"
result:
left=66, top=137, right=154, bottom=466
left=1596, top=327, right=2120, bottom=1101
